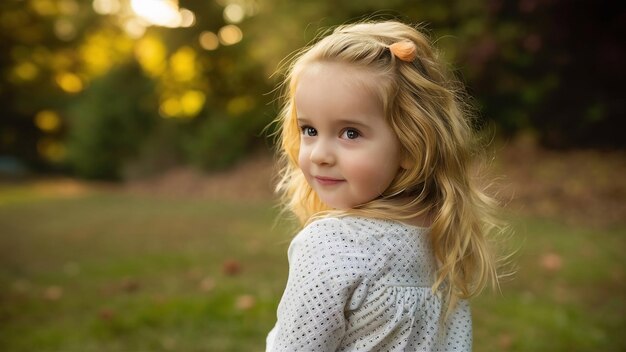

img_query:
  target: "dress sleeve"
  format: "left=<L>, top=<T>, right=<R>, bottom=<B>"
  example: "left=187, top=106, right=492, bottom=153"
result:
left=267, top=218, right=364, bottom=352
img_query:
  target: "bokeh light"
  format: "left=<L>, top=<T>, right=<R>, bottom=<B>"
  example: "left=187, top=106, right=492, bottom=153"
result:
left=92, top=0, right=121, bottom=15
left=55, top=72, right=84, bottom=93
left=80, top=30, right=134, bottom=76
left=35, top=110, right=62, bottom=133
left=130, top=0, right=195, bottom=28
left=224, top=3, right=245, bottom=24
left=131, top=0, right=178, bottom=26
left=180, top=90, right=206, bottom=116
left=170, top=47, right=197, bottom=82
left=135, top=36, right=167, bottom=77
left=12, top=62, right=39, bottom=82
left=158, top=89, right=206, bottom=119
left=36, top=138, right=65, bottom=162
left=179, top=8, right=196, bottom=27
left=123, top=18, right=148, bottom=38
left=160, top=97, right=181, bottom=118
left=218, top=25, right=243, bottom=46
left=54, top=19, right=76, bottom=41
left=58, top=0, right=80, bottom=15
left=199, top=31, right=219, bottom=50
left=30, top=0, right=57, bottom=16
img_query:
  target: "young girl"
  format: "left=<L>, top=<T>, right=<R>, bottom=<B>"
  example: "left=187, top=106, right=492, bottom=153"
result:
left=266, top=20, right=503, bottom=351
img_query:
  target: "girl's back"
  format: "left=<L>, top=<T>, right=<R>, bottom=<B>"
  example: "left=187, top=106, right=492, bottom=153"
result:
left=267, top=216, right=472, bottom=351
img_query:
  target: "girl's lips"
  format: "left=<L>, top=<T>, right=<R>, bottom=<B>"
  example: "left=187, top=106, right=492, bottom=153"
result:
left=314, top=176, right=344, bottom=186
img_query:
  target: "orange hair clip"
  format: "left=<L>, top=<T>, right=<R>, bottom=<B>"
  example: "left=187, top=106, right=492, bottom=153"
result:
left=389, top=41, right=417, bottom=62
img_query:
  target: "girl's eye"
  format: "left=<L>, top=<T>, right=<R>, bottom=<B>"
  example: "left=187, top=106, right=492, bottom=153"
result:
left=343, top=128, right=360, bottom=139
left=301, top=126, right=317, bottom=136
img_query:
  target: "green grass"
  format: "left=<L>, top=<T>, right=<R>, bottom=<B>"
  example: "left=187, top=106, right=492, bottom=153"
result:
left=473, top=217, right=625, bottom=351
left=0, top=187, right=624, bottom=351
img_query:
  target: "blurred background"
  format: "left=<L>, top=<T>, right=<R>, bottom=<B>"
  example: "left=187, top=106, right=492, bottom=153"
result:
left=0, top=0, right=624, bottom=351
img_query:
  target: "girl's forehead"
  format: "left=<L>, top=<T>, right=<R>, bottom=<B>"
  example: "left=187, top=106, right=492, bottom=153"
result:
left=294, top=62, right=385, bottom=123
left=295, top=61, right=382, bottom=94
left=299, top=61, right=374, bottom=78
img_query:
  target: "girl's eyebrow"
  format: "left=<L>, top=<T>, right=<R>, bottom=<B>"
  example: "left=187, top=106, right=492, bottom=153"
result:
left=335, top=119, right=371, bottom=130
left=296, top=117, right=312, bottom=124
left=296, top=117, right=371, bottom=130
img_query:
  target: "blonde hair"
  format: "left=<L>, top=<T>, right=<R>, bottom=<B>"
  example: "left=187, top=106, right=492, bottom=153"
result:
left=273, top=20, right=504, bottom=317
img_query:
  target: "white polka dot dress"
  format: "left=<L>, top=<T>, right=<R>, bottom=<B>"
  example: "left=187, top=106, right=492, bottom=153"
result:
left=266, top=216, right=472, bottom=351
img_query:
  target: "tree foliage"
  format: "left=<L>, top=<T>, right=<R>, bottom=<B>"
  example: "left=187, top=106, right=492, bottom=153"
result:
left=0, top=0, right=623, bottom=178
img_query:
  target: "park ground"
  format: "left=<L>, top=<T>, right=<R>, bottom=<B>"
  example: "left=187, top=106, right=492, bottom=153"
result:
left=1, top=139, right=625, bottom=351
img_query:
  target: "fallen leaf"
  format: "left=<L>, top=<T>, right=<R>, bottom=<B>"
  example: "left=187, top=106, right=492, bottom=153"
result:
left=540, top=252, right=563, bottom=272
left=98, top=308, right=116, bottom=321
left=235, top=294, right=256, bottom=311
left=498, top=332, right=514, bottom=350
left=223, top=259, right=242, bottom=276
left=43, top=285, right=63, bottom=301
left=199, top=276, right=215, bottom=292
left=120, top=277, right=140, bottom=293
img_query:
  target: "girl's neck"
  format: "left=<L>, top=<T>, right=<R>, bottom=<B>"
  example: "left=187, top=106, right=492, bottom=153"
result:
left=400, top=212, right=432, bottom=228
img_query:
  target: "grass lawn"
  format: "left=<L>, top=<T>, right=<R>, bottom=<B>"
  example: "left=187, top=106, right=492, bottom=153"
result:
left=0, top=185, right=624, bottom=351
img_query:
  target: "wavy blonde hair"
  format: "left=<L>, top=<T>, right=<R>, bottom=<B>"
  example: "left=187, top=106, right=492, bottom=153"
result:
left=273, top=20, right=505, bottom=316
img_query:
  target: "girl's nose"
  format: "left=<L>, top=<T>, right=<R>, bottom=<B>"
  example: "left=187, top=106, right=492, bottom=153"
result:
left=309, top=140, right=335, bottom=165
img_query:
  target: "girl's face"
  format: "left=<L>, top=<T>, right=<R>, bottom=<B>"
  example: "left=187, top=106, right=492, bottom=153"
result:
left=295, top=62, right=405, bottom=209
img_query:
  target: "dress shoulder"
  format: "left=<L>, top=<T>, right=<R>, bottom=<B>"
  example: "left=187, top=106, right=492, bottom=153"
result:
left=287, top=217, right=360, bottom=262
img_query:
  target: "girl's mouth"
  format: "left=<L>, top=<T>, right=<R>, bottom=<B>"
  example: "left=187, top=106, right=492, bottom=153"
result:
left=314, top=176, right=344, bottom=186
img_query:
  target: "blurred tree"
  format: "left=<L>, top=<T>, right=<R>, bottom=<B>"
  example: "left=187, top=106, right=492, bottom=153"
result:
left=467, top=0, right=625, bottom=148
left=0, top=0, right=276, bottom=178
left=0, top=0, right=623, bottom=179
left=65, top=63, right=156, bottom=179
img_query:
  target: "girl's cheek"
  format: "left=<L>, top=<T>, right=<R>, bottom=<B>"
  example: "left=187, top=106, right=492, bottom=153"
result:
left=297, top=147, right=309, bottom=168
